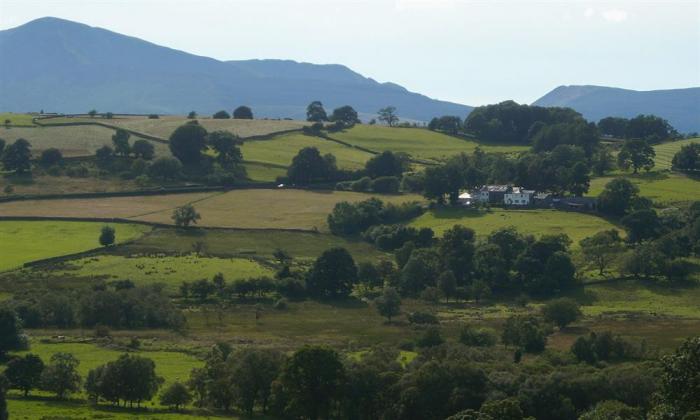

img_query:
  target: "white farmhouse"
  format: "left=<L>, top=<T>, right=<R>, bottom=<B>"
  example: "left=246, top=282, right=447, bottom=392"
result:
left=504, top=187, right=535, bottom=206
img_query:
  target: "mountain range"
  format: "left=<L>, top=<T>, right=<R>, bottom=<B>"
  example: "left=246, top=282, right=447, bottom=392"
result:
left=533, top=85, right=700, bottom=134
left=0, top=17, right=698, bottom=132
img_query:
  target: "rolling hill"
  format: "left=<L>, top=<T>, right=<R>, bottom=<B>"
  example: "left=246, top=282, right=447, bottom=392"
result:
left=533, top=85, right=700, bottom=134
left=0, top=17, right=473, bottom=121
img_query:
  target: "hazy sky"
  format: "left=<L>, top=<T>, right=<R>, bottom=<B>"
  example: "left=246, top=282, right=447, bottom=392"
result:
left=1, top=0, right=698, bottom=106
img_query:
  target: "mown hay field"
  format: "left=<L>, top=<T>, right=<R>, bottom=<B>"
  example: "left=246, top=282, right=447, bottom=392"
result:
left=56, top=254, right=274, bottom=291
left=331, top=125, right=528, bottom=162
left=0, top=221, right=150, bottom=271
left=408, top=208, right=619, bottom=245
left=654, top=137, right=700, bottom=170
left=242, top=132, right=375, bottom=170
left=0, top=189, right=424, bottom=231
left=0, top=125, right=170, bottom=157
left=44, top=115, right=307, bottom=139
left=588, top=172, right=700, bottom=205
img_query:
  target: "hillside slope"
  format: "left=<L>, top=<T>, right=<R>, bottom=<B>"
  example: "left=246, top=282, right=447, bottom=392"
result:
left=0, top=17, right=472, bottom=121
left=533, top=85, right=700, bottom=133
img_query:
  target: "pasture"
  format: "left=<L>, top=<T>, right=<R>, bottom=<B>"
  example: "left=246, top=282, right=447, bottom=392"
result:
left=242, top=161, right=287, bottom=182
left=331, top=125, right=528, bottom=162
left=241, top=132, right=375, bottom=170
left=654, top=137, right=700, bottom=170
left=0, top=174, right=140, bottom=196
left=0, top=113, right=35, bottom=126
left=0, top=189, right=424, bottom=231
left=45, top=115, right=307, bottom=140
left=408, top=207, right=619, bottom=244
left=0, top=221, right=149, bottom=271
left=589, top=172, right=700, bottom=205
left=56, top=254, right=274, bottom=291
left=0, top=125, right=172, bottom=158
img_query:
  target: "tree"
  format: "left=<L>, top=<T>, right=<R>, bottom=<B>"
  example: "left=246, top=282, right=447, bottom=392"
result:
left=618, top=139, right=655, bottom=173
left=111, top=129, right=131, bottom=157
left=88, top=109, right=98, bottom=118
left=598, top=117, right=629, bottom=138
left=95, top=145, right=114, bottom=167
left=579, top=230, right=624, bottom=276
left=438, top=271, right=457, bottom=302
left=306, top=101, right=328, bottom=122
left=0, top=138, right=5, bottom=156
left=187, top=111, right=197, bottom=119
left=378, top=106, right=399, bottom=127
left=212, top=110, right=230, bottom=119
left=567, top=161, right=590, bottom=196
left=208, top=130, right=242, bottom=167
left=330, top=105, right=359, bottom=127
left=480, top=398, right=524, bottom=420
left=169, top=122, right=208, bottom=165
left=365, top=150, right=406, bottom=178
left=0, top=375, right=6, bottom=420
left=375, top=287, right=401, bottom=322
left=672, top=143, right=700, bottom=172
left=233, top=106, right=253, bottom=119
left=459, top=325, right=497, bottom=347
left=501, top=315, right=548, bottom=353
left=597, top=178, right=640, bottom=216
left=160, top=382, right=191, bottom=411
left=541, top=298, right=581, bottom=329
left=0, top=306, right=26, bottom=358
left=2, top=138, right=32, bottom=173
left=132, top=139, right=155, bottom=160
left=278, top=346, right=345, bottom=420
left=287, top=147, right=336, bottom=184
left=470, top=279, right=492, bottom=303
left=99, top=225, right=116, bottom=247
left=580, top=400, right=643, bottom=420
left=39, top=148, right=63, bottom=167
left=172, top=204, right=201, bottom=228
left=621, top=209, right=660, bottom=243
left=656, top=337, right=700, bottom=417
left=306, top=247, right=357, bottom=299
left=227, top=348, right=285, bottom=415
left=148, top=157, right=182, bottom=181
left=87, top=354, right=162, bottom=407
left=5, top=354, right=44, bottom=396
left=626, top=114, right=675, bottom=141
left=41, top=352, right=81, bottom=399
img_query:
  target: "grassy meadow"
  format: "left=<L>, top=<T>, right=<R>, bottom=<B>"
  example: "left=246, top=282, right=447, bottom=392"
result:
left=589, top=172, right=700, bottom=205
left=331, top=125, right=528, bottom=162
left=241, top=132, right=375, bottom=170
left=653, top=137, right=700, bottom=170
left=0, top=221, right=150, bottom=271
left=409, top=207, right=619, bottom=244
left=56, top=254, right=274, bottom=291
left=0, top=113, right=35, bottom=126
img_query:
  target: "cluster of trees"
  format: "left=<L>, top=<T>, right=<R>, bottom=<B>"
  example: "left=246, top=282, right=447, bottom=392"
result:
left=212, top=106, right=254, bottom=119
left=672, top=142, right=700, bottom=172
left=7, top=283, right=185, bottom=330
left=0, top=137, right=32, bottom=175
left=327, top=198, right=424, bottom=236
left=305, top=101, right=360, bottom=129
left=598, top=114, right=679, bottom=141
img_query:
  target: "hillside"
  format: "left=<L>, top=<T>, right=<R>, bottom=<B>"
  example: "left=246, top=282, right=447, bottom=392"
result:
left=0, top=17, right=473, bottom=121
left=533, top=85, right=700, bottom=134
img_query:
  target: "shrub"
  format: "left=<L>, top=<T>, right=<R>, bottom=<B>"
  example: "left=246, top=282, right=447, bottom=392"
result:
left=407, top=311, right=439, bottom=325
left=459, top=325, right=497, bottom=347
left=371, top=176, right=400, bottom=193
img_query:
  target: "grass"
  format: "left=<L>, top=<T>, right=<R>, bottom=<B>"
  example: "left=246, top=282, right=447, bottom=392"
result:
left=46, top=115, right=306, bottom=140
left=0, top=113, right=35, bottom=126
left=124, top=228, right=388, bottom=263
left=0, top=174, right=141, bottom=196
left=409, top=207, right=619, bottom=244
left=56, top=254, right=274, bottom=291
left=589, top=172, right=700, bottom=205
left=0, top=221, right=150, bottom=272
left=243, top=161, right=287, bottom=182
left=331, top=125, right=528, bottom=162
left=0, top=125, right=170, bottom=157
left=654, top=137, right=700, bottom=170
left=0, top=189, right=424, bottom=231
left=241, top=132, right=375, bottom=170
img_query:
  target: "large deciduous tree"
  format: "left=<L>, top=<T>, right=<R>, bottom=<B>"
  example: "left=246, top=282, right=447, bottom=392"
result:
left=306, top=247, right=358, bottom=299
left=617, top=139, right=655, bottom=173
left=377, top=106, right=399, bottom=127
left=2, top=138, right=32, bottom=174
left=233, top=106, right=253, bottom=120
left=287, top=147, right=337, bottom=184
left=0, top=306, right=26, bottom=358
left=306, top=101, right=328, bottom=122
left=208, top=130, right=243, bottom=167
left=169, top=121, right=208, bottom=165
left=40, top=352, right=81, bottom=399
left=5, top=354, right=44, bottom=396
left=330, top=105, right=359, bottom=127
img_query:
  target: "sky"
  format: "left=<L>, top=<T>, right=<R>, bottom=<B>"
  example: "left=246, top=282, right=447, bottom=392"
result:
left=1, top=0, right=698, bottom=106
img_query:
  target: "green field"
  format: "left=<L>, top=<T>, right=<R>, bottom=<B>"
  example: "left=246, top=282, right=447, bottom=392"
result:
left=589, top=172, right=700, bottom=205
left=409, top=208, right=619, bottom=244
left=331, top=125, right=528, bottom=162
left=243, top=161, right=287, bottom=182
left=0, top=113, right=35, bottom=126
left=57, top=254, right=274, bottom=291
left=654, top=137, right=700, bottom=170
left=124, top=228, right=388, bottom=262
left=0, top=221, right=150, bottom=271
left=0, top=189, right=424, bottom=231
left=241, top=132, right=375, bottom=170
left=0, top=125, right=170, bottom=157
left=44, top=115, right=306, bottom=140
